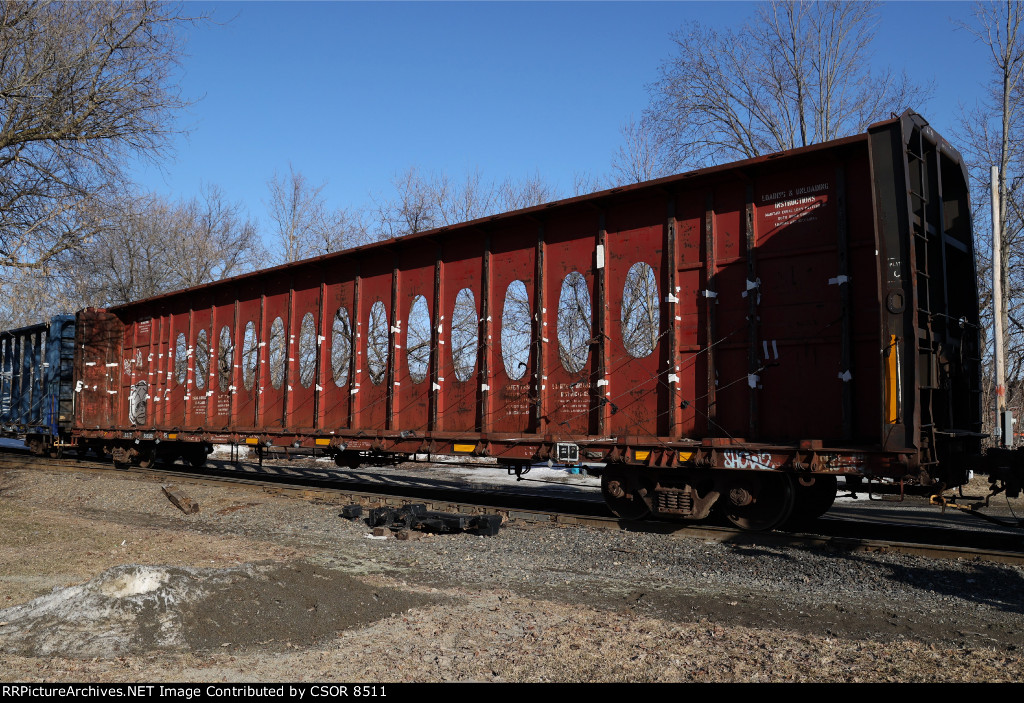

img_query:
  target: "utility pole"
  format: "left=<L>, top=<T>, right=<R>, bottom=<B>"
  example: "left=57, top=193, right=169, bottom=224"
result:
left=992, top=165, right=1013, bottom=447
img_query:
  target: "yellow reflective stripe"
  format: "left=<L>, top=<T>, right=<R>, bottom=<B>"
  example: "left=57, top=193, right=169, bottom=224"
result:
left=886, top=334, right=900, bottom=424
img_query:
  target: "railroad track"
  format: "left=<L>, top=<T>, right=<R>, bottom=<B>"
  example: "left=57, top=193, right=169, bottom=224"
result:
left=1, top=449, right=1022, bottom=566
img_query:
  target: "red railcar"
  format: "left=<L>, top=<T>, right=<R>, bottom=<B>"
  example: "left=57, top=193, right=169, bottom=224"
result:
left=72, top=111, right=983, bottom=528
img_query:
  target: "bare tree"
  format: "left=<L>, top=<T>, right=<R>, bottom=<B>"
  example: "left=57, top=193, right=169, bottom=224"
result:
left=373, top=167, right=438, bottom=239
left=0, top=1, right=200, bottom=269
left=373, top=166, right=568, bottom=238
left=69, top=187, right=263, bottom=306
left=266, top=165, right=324, bottom=262
left=643, top=0, right=926, bottom=168
left=172, top=184, right=264, bottom=288
left=496, top=171, right=559, bottom=212
left=957, top=1, right=1024, bottom=424
left=611, top=113, right=676, bottom=184
left=429, top=168, right=496, bottom=226
left=266, top=164, right=365, bottom=263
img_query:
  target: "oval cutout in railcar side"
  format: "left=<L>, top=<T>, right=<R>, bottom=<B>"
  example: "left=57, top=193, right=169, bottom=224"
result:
left=331, top=308, right=351, bottom=387
left=501, top=280, right=530, bottom=380
left=298, top=312, right=317, bottom=389
left=367, top=301, right=389, bottom=386
left=174, top=333, right=187, bottom=386
left=451, top=288, right=477, bottom=382
left=269, top=317, right=285, bottom=390
left=218, top=325, right=233, bottom=392
left=621, top=261, right=659, bottom=359
left=194, top=328, right=209, bottom=391
left=242, top=322, right=257, bottom=392
left=557, top=271, right=592, bottom=374
left=407, top=296, right=430, bottom=384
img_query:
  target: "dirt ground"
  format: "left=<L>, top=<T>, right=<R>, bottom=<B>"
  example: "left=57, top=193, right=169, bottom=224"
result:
left=1, top=465, right=1023, bottom=683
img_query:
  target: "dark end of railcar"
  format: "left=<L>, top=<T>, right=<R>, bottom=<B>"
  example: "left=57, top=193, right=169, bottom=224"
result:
left=868, top=112, right=984, bottom=489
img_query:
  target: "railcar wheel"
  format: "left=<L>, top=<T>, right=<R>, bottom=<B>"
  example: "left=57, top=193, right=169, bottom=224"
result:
left=334, top=451, right=361, bottom=470
left=184, top=448, right=207, bottom=469
left=790, top=475, right=837, bottom=522
left=601, top=470, right=653, bottom=520
left=721, top=472, right=795, bottom=531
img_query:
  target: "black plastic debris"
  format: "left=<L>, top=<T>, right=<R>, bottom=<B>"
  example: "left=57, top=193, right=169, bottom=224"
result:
left=363, top=503, right=502, bottom=537
left=339, top=505, right=363, bottom=520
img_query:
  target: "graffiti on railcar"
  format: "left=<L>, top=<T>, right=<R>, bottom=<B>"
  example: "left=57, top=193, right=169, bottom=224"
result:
left=128, top=381, right=148, bottom=425
left=723, top=451, right=778, bottom=470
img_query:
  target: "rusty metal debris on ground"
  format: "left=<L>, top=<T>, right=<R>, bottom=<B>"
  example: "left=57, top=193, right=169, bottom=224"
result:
left=162, top=485, right=199, bottom=514
left=342, top=503, right=502, bottom=536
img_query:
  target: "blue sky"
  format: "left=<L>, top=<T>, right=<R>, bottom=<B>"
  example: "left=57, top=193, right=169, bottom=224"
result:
left=133, top=1, right=994, bottom=239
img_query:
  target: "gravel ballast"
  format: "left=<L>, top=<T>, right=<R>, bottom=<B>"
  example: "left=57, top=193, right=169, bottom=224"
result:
left=0, top=465, right=1022, bottom=682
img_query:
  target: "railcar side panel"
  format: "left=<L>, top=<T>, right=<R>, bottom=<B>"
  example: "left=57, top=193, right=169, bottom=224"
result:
left=754, top=160, right=844, bottom=442
left=673, top=189, right=711, bottom=439
left=321, top=264, right=356, bottom=432
left=206, top=288, right=238, bottom=431
left=288, top=271, right=322, bottom=432
left=489, top=224, right=536, bottom=437
left=543, top=210, right=600, bottom=437
left=437, top=232, right=485, bottom=434
left=120, top=312, right=153, bottom=429
left=706, top=187, right=748, bottom=439
left=164, top=304, right=191, bottom=428
left=74, top=310, right=122, bottom=430
left=186, top=303, right=213, bottom=429
left=356, top=254, right=394, bottom=433
left=260, top=278, right=290, bottom=431
left=394, top=241, right=437, bottom=436
left=233, top=281, right=262, bottom=430
left=604, top=194, right=670, bottom=440
left=847, top=154, right=883, bottom=440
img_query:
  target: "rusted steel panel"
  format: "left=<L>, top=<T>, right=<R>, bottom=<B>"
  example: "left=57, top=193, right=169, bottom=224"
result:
left=288, top=275, right=321, bottom=431
left=437, top=231, right=485, bottom=434
left=186, top=303, right=212, bottom=429
left=259, top=276, right=291, bottom=430
left=754, top=159, right=845, bottom=441
left=233, top=282, right=262, bottom=430
left=204, top=287, right=238, bottom=430
left=543, top=210, right=599, bottom=436
left=393, top=240, right=436, bottom=435
left=356, top=252, right=393, bottom=433
left=73, top=310, right=122, bottom=429
left=489, top=223, right=536, bottom=436
left=708, top=186, right=747, bottom=437
left=605, top=193, right=671, bottom=440
left=321, top=262, right=356, bottom=431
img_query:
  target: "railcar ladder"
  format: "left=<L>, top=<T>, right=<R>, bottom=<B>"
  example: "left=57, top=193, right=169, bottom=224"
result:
left=907, top=130, right=940, bottom=470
